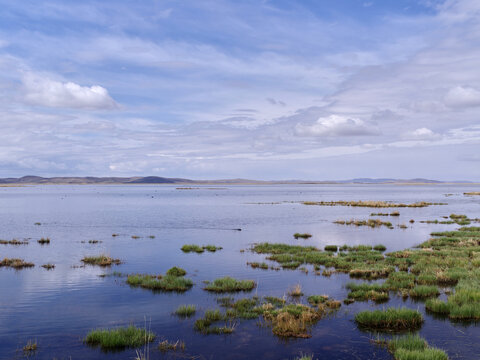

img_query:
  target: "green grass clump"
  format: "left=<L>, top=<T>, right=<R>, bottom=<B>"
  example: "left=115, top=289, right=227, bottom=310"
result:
left=204, top=245, right=223, bottom=252
left=386, top=334, right=448, bottom=360
left=247, top=262, right=269, bottom=269
left=409, top=285, right=440, bottom=298
left=194, top=310, right=235, bottom=335
left=388, top=334, right=427, bottom=352
left=346, top=283, right=389, bottom=302
left=425, top=299, right=451, bottom=314
left=175, top=304, right=196, bottom=317
left=181, top=244, right=222, bottom=253
left=81, top=255, right=121, bottom=266
left=307, top=295, right=329, bottom=305
left=355, top=307, right=423, bottom=330
left=374, top=244, right=387, bottom=252
left=324, top=245, right=338, bottom=252
left=166, top=266, right=187, bottom=277
left=385, top=272, right=415, bottom=290
left=127, top=274, right=193, bottom=292
left=204, top=277, right=255, bottom=292
left=393, top=348, right=448, bottom=360
left=85, top=325, right=155, bottom=350
left=294, top=233, right=312, bottom=239
left=181, top=244, right=204, bottom=253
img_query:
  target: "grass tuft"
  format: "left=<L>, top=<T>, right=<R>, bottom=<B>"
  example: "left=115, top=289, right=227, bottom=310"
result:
left=204, top=277, right=256, bottom=293
left=85, top=325, right=155, bottom=350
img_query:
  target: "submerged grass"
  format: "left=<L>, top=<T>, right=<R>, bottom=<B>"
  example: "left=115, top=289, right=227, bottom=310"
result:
left=175, top=305, right=196, bottom=317
left=85, top=325, right=155, bottom=350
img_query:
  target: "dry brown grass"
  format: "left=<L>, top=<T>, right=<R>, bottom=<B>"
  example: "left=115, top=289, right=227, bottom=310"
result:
left=0, top=258, right=34, bottom=269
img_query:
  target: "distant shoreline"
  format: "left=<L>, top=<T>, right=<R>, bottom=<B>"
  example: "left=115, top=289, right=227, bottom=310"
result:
left=0, top=176, right=479, bottom=186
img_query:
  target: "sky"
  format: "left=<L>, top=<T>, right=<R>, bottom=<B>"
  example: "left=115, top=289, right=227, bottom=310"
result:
left=0, top=0, right=480, bottom=180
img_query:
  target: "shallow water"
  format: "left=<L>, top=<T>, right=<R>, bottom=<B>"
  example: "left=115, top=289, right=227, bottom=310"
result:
left=1, top=184, right=480, bottom=359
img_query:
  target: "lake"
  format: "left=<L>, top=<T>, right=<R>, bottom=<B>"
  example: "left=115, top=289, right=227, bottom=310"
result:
left=1, top=184, right=479, bottom=359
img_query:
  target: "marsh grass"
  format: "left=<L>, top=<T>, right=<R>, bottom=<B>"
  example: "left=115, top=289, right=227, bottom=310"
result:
left=194, top=310, right=236, bottom=335
left=23, top=339, right=37, bottom=353
left=384, top=334, right=449, bottom=360
left=288, top=284, right=303, bottom=297
left=334, top=219, right=393, bottom=228
left=294, top=233, right=312, bottom=239
left=166, top=267, right=187, bottom=277
left=247, top=261, right=269, bottom=269
left=127, top=274, right=193, bottom=292
left=324, top=245, right=338, bottom=252
left=0, top=258, right=34, bottom=269
left=374, top=245, right=387, bottom=252
left=346, top=283, right=389, bottom=302
left=0, top=239, right=28, bottom=245
left=82, top=255, right=121, bottom=266
left=409, top=285, right=440, bottom=299
left=37, top=237, right=50, bottom=245
left=355, top=307, right=423, bottom=330
left=181, top=244, right=223, bottom=253
left=264, top=304, right=323, bottom=338
left=204, top=277, right=255, bottom=293
left=85, top=325, right=155, bottom=350
left=303, top=200, right=443, bottom=208
left=175, top=305, right=196, bottom=317
left=158, top=339, right=185, bottom=352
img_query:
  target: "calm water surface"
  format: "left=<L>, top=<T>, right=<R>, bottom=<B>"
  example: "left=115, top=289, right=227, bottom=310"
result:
left=1, top=184, right=480, bottom=359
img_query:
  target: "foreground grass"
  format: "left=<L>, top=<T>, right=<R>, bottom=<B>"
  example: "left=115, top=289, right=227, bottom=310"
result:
left=355, top=307, right=423, bottom=330
left=204, top=277, right=256, bottom=292
left=384, top=334, right=449, bottom=360
left=85, top=325, right=155, bottom=350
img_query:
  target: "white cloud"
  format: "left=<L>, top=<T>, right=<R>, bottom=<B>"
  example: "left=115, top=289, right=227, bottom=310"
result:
left=22, top=73, right=118, bottom=110
left=295, top=115, right=380, bottom=137
left=406, top=127, right=440, bottom=140
left=444, top=86, right=480, bottom=108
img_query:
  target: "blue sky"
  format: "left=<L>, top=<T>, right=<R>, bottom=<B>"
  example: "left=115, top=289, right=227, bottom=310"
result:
left=0, top=0, right=479, bottom=180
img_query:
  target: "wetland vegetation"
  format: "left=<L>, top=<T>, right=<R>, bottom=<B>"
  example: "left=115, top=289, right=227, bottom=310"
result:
left=3, top=185, right=479, bottom=359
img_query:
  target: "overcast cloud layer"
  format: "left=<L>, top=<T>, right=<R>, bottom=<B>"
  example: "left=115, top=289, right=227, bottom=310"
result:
left=0, top=0, right=479, bottom=180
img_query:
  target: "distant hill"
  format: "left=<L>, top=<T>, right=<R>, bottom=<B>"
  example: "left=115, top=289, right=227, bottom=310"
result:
left=0, top=176, right=474, bottom=185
